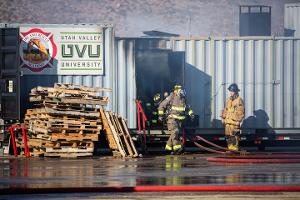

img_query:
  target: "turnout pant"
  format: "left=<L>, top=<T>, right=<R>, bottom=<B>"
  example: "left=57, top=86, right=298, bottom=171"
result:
left=166, top=118, right=182, bottom=151
left=225, top=124, right=240, bottom=150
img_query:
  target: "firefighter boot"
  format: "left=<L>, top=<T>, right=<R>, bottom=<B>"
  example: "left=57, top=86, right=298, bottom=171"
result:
left=173, top=144, right=183, bottom=155
left=165, top=144, right=173, bottom=153
left=226, top=135, right=239, bottom=151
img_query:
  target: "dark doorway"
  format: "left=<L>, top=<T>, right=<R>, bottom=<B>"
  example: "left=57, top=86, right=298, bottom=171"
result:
left=135, top=49, right=185, bottom=129
left=0, top=27, right=20, bottom=121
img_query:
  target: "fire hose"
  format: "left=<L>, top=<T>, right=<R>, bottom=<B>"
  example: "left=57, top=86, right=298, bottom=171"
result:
left=187, top=135, right=300, bottom=164
left=1, top=185, right=300, bottom=194
left=186, top=135, right=247, bottom=155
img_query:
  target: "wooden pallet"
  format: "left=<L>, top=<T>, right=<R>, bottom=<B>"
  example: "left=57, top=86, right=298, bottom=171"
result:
left=50, top=133, right=99, bottom=142
left=30, top=95, right=108, bottom=105
left=27, top=147, right=93, bottom=158
left=30, top=87, right=108, bottom=102
left=24, top=138, right=94, bottom=148
left=43, top=102, right=100, bottom=111
left=32, top=119, right=101, bottom=127
left=26, top=107, right=101, bottom=118
left=43, top=152, right=93, bottom=158
left=54, top=83, right=112, bottom=93
left=25, top=112, right=102, bottom=123
left=100, top=108, right=138, bottom=158
left=21, top=83, right=113, bottom=158
left=44, top=146, right=93, bottom=153
left=26, top=133, right=99, bottom=142
left=100, top=108, right=119, bottom=151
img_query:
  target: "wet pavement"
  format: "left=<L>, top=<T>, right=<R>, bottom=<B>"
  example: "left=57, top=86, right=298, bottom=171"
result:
left=1, top=153, right=300, bottom=189
left=2, top=192, right=300, bottom=200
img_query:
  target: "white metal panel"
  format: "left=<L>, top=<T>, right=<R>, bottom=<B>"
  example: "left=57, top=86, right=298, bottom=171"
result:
left=285, top=3, right=300, bottom=37
left=274, top=40, right=284, bottom=128
left=170, top=37, right=300, bottom=129
left=115, top=39, right=136, bottom=128
left=284, top=40, right=294, bottom=127
left=295, top=40, right=300, bottom=127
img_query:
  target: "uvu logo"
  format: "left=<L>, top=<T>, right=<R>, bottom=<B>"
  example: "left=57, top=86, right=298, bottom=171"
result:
left=61, top=45, right=101, bottom=58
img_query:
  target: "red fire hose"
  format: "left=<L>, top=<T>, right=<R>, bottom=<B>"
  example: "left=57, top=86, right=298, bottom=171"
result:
left=194, top=135, right=247, bottom=154
left=192, top=140, right=228, bottom=154
left=1, top=185, right=300, bottom=194
left=220, top=154, right=300, bottom=159
left=190, top=135, right=300, bottom=163
left=207, top=156, right=300, bottom=163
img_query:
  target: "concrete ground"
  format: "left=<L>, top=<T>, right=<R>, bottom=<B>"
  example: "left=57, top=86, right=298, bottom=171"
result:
left=1, top=192, right=300, bottom=200
left=0, top=153, right=300, bottom=199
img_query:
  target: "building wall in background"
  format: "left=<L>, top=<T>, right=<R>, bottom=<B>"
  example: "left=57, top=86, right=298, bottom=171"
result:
left=285, top=3, right=300, bottom=37
left=0, top=0, right=299, bottom=37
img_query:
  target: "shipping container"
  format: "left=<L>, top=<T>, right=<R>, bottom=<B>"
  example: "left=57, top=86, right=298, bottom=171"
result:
left=117, top=37, right=300, bottom=131
left=284, top=3, right=300, bottom=37
left=1, top=23, right=299, bottom=132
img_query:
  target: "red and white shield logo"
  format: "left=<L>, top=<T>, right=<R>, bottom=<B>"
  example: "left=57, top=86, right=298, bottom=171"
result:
left=20, top=28, right=57, bottom=72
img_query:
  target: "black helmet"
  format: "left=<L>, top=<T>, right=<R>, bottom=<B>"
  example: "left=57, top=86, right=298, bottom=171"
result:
left=228, top=83, right=240, bottom=93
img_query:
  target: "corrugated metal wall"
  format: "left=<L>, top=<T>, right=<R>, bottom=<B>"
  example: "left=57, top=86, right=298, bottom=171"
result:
left=171, top=37, right=300, bottom=129
left=114, top=39, right=136, bottom=128
left=285, top=3, right=300, bottom=37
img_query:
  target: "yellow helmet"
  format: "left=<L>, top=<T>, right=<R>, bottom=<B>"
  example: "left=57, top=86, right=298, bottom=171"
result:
left=174, top=84, right=182, bottom=91
left=153, top=93, right=161, bottom=103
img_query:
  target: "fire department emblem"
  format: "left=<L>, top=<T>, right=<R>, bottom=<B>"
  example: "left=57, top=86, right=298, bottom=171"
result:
left=20, top=28, right=57, bottom=72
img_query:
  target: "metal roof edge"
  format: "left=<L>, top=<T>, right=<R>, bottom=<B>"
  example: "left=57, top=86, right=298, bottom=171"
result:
left=0, top=23, right=114, bottom=28
left=285, top=3, right=300, bottom=7
left=171, top=36, right=300, bottom=40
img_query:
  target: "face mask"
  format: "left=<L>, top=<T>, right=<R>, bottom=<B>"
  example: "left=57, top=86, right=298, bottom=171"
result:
left=178, top=89, right=186, bottom=98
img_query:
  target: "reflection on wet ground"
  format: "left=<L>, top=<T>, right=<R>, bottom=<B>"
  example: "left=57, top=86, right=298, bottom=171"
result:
left=3, top=192, right=300, bottom=200
left=0, top=154, right=300, bottom=189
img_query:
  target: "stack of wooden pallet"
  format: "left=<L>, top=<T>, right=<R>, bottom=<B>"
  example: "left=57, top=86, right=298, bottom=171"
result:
left=22, top=83, right=109, bottom=157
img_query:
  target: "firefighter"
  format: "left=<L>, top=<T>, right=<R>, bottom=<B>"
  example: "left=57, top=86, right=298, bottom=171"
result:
left=221, top=83, right=245, bottom=151
left=158, top=85, right=194, bottom=154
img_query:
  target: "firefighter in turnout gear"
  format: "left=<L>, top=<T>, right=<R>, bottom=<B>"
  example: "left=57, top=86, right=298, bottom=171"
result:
left=158, top=85, right=194, bottom=154
left=221, top=83, right=245, bottom=151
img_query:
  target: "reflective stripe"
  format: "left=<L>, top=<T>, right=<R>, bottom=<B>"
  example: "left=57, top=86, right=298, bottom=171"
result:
left=171, top=106, right=185, bottom=111
left=228, top=144, right=238, bottom=151
left=165, top=145, right=172, bottom=151
left=158, top=110, right=164, bottom=115
left=146, top=103, right=151, bottom=107
left=152, top=120, right=157, bottom=123
left=174, top=85, right=182, bottom=90
left=152, top=111, right=157, bottom=115
left=173, top=144, right=182, bottom=151
left=188, top=110, right=193, bottom=115
left=153, top=95, right=160, bottom=101
left=169, top=114, right=185, bottom=120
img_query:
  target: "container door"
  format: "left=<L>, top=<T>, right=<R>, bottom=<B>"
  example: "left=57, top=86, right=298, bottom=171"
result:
left=0, top=27, right=20, bottom=121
